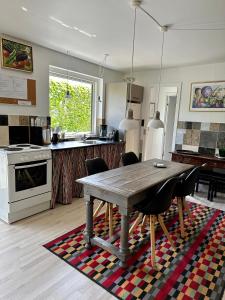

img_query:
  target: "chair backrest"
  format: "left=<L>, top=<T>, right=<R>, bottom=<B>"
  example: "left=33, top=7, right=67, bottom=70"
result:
left=85, top=157, right=109, bottom=176
left=141, top=177, right=179, bottom=215
left=121, top=152, right=139, bottom=166
left=183, top=166, right=201, bottom=195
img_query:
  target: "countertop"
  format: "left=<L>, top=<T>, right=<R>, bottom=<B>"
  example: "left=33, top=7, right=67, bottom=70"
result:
left=47, top=140, right=124, bottom=151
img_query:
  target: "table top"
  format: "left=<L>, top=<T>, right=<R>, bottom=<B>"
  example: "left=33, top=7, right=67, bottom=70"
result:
left=77, top=159, right=193, bottom=199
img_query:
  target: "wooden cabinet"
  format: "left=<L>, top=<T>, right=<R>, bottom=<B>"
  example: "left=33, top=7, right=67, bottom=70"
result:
left=127, top=83, right=144, bottom=103
left=171, top=152, right=225, bottom=169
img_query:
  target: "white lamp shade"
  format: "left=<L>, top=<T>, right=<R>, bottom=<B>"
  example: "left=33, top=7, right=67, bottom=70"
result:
left=119, top=108, right=139, bottom=131
left=147, top=111, right=164, bottom=129
left=119, top=118, right=139, bottom=130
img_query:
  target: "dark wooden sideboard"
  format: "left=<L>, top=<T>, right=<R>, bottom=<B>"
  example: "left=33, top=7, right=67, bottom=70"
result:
left=171, top=152, right=225, bottom=169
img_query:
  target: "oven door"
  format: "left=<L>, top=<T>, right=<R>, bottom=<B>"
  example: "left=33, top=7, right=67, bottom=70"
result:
left=8, top=159, right=52, bottom=202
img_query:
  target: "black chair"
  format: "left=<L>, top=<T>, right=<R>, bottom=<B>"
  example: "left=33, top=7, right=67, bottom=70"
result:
left=174, top=166, right=201, bottom=237
left=85, top=158, right=114, bottom=237
left=121, top=152, right=139, bottom=166
left=132, top=176, right=179, bottom=268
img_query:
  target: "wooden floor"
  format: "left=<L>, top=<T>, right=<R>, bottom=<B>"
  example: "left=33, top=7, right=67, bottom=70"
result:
left=0, top=198, right=116, bottom=300
left=0, top=196, right=224, bottom=300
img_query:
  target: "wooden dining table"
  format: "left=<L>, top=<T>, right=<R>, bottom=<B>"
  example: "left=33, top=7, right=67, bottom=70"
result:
left=77, top=158, right=193, bottom=267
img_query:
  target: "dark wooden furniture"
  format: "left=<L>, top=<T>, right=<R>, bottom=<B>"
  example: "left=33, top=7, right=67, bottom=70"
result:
left=77, top=159, right=193, bottom=268
left=172, top=151, right=225, bottom=201
left=171, top=152, right=225, bottom=169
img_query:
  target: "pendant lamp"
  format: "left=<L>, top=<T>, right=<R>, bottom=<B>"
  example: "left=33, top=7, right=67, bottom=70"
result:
left=147, top=30, right=166, bottom=129
left=119, top=7, right=139, bottom=131
left=65, top=50, right=72, bottom=99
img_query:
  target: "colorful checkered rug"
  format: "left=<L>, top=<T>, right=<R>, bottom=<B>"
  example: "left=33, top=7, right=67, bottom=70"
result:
left=44, top=203, right=225, bottom=300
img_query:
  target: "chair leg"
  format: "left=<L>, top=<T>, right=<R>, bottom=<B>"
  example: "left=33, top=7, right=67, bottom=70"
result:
left=93, top=201, right=105, bottom=219
left=129, top=213, right=143, bottom=234
left=140, top=215, right=148, bottom=233
left=183, top=199, right=195, bottom=223
left=158, top=215, right=175, bottom=249
left=149, top=215, right=156, bottom=268
left=177, top=197, right=185, bottom=238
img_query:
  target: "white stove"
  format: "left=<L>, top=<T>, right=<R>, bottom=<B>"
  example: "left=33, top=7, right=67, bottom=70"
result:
left=0, top=144, right=52, bottom=223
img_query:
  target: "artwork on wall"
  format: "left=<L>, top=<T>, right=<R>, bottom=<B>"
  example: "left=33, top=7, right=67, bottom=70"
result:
left=1, top=38, right=33, bottom=72
left=190, top=81, right=225, bottom=111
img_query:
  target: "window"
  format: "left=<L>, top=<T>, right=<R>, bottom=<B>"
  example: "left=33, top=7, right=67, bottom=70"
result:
left=49, top=67, right=99, bottom=136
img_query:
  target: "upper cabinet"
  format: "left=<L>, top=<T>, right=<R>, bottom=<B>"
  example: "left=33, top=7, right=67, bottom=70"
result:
left=127, top=83, right=144, bottom=103
left=105, top=82, right=144, bottom=130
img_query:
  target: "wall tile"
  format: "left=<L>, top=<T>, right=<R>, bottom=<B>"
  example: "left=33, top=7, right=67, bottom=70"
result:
left=175, top=144, right=182, bottom=150
left=186, top=122, right=192, bottom=129
left=200, top=122, right=210, bottom=131
left=0, top=115, right=8, bottom=126
left=209, top=123, right=220, bottom=132
left=175, top=129, right=185, bottom=144
left=8, top=115, right=20, bottom=126
left=0, top=126, right=9, bottom=146
left=191, top=129, right=200, bottom=146
left=199, top=131, right=218, bottom=149
left=198, top=147, right=215, bottom=155
left=219, top=123, right=225, bottom=132
left=192, top=122, right=201, bottom=130
left=217, top=132, right=225, bottom=149
left=183, top=129, right=192, bottom=145
left=177, top=121, right=186, bottom=129
left=19, top=116, right=29, bottom=126
left=182, top=145, right=199, bottom=152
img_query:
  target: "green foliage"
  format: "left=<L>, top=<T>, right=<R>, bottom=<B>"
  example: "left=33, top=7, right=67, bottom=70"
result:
left=49, top=79, right=92, bottom=132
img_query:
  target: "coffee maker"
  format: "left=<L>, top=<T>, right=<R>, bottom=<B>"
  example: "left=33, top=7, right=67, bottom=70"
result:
left=99, top=124, right=108, bottom=140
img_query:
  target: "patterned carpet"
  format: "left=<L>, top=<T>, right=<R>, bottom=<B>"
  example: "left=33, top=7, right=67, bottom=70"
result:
left=44, top=203, right=225, bottom=300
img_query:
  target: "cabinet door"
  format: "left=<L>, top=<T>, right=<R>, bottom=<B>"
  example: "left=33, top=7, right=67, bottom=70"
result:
left=127, top=84, right=144, bottom=103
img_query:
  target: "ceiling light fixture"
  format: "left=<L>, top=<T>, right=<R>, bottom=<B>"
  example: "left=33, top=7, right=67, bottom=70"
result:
left=50, top=16, right=96, bottom=38
left=119, top=6, right=139, bottom=131
left=21, top=6, right=28, bottom=12
left=65, top=50, right=72, bottom=99
left=128, top=0, right=166, bottom=129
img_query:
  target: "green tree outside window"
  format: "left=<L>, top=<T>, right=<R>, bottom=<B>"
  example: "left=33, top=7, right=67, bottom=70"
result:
left=49, top=77, right=92, bottom=133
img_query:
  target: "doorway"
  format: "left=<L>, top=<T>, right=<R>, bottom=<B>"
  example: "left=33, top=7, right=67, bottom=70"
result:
left=143, top=84, right=181, bottom=161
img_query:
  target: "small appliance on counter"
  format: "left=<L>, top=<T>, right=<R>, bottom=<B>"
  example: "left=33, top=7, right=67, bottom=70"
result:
left=99, top=124, right=108, bottom=140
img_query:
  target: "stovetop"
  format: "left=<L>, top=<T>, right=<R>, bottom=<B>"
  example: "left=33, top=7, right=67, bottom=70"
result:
left=0, top=144, right=47, bottom=153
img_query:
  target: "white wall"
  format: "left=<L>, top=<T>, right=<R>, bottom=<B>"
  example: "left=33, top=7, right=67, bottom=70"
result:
left=0, top=42, right=123, bottom=116
left=134, top=61, right=225, bottom=124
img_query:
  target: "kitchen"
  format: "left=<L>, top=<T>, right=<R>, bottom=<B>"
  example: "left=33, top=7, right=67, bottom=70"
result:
left=0, top=1, right=225, bottom=299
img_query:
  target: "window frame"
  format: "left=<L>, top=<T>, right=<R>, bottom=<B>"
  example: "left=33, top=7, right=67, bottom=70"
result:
left=49, top=66, right=100, bottom=136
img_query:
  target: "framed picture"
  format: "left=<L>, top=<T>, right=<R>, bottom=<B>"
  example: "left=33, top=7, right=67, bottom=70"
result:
left=149, top=102, right=155, bottom=118
left=1, top=38, right=33, bottom=72
left=190, top=81, right=225, bottom=111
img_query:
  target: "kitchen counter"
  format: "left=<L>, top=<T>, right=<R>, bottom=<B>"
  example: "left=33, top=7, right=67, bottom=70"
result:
left=50, top=141, right=125, bottom=208
left=48, top=140, right=123, bottom=151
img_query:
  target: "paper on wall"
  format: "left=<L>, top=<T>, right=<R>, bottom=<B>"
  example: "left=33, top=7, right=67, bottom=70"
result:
left=0, top=73, right=27, bottom=99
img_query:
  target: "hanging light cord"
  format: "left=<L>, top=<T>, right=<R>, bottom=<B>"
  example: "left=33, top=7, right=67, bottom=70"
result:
left=156, top=31, right=165, bottom=111
left=125, top=7, right=137, bottom=117
left=139, top=6, right=163, bottom=29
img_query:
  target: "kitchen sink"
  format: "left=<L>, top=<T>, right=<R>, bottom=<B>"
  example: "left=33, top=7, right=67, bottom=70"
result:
left=82, top=140, right=102, bottom=144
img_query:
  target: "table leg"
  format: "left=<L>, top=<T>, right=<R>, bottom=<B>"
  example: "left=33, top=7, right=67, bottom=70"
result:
left=119, top=210, right=130, bottom=268
left=84, top=195, right=94, bottom=249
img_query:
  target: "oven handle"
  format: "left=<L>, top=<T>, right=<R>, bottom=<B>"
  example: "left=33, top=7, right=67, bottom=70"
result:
left=14, top=161, right=48, bottom=170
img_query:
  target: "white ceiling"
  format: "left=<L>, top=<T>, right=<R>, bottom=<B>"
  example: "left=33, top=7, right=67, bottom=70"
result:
left=1, top=0, right=225, bottom=71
